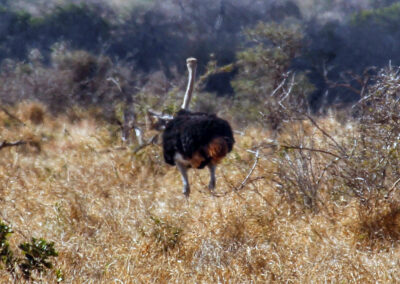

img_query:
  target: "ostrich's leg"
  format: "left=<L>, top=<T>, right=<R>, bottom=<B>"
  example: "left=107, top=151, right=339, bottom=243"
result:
left=176, top=162, right=190, bottom=197
left=208, top=164, right=216, bottom=191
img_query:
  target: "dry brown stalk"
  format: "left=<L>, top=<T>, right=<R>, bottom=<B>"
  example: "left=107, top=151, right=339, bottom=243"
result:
left=0, top=140, right=29, bottom=151
left=0, top=107, right=26, bottom=126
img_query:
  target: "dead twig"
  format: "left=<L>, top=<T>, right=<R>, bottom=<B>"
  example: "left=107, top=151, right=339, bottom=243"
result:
left=278, top=72, right=296, bottom=108
left=280, top=145, right=342, bottom=159
left=235, top=149, right=260, bottom=191
left=0, top=140, right=29, bottom=151
left=269, top=72, right=290, bottom=98
left=208, top=150, right=262, bottom=198
left=0, top=107, right=26, bottom=126
left=385, top=177, right=400, bottom=199
left=303, top=113, right=347, bottom=155
left=133, top=134, right=159, bottom=154
left=258, top=142, right=342, bottom=159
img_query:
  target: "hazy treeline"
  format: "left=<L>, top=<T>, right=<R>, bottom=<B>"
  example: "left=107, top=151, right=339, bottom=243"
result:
left=1, top=0, right=400, bottom=113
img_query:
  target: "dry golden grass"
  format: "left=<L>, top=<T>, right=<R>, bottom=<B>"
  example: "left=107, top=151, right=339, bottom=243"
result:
left=0, top=103, right=400, bottom=283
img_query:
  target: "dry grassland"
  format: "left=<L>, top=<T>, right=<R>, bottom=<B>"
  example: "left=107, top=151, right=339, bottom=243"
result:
left=0, top=103, right=399, bottom=283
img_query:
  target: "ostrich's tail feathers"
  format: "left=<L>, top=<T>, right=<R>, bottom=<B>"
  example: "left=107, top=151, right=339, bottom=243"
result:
left=185, top=137, right=232, bottom=169
left=206, top=137, right=229, bottom=165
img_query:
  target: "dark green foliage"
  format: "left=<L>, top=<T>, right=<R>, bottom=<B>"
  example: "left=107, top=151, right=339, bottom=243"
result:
left=0, top=8, right=33, bottom=60
left=0, top=1, right=278, bottom=95
left=0, top=221, right=60, bottom=281
left=18, top=238, right=58, bottom=279
left=0, top=4, right=110, bottom=62
left=0, top=222, right=14, bottom=271
left=348, top=2, right=400, bottom=67
left=3, top=0, right=400, bottom=114
left=234, top=22, right=304, bottom=94
left=304, top=2, right=400, bottom=109
left=0, top=0, right=9, bottom=7
left=269, top=1, right=301, bottom=22
left=36, top=4, right=110, bottom=52
left=107, top=0, right=270, bottom=77
left=232, top=22, right=313, bottom=125
left=351, top=3, right=400, bottom=30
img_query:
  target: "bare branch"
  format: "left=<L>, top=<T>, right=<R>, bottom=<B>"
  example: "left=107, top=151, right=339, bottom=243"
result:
left=257, top=141, right=342, bottom=159
left=269, top=71, right=290, bottom=99
left=235, top=149, right=260, bottom=191
left=385, top=176, right=400, bottom=199
left=278, top=72, right=296, bottom=108
left=328, top=82, right=361, bottom=95
left=303, top=113, right=347, bottom=155
left=280, top=145, right=342, bottom=159
left=233, top=130, right=245, bottom=136
left=196, top=62, right=239, bottom=89
left=133, top=134, right=159, bottom=154
left=106, top=77, right=123, bottom=93
left=133, top=127, right=143, bottom=146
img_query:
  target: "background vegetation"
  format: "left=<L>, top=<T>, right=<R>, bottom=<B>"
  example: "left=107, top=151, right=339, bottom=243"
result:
left=1, top=0, right=400, bottom=111
left=1, top=0, right=400, bottom=282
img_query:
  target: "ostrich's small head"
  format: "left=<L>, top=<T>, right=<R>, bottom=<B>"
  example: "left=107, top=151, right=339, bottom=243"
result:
left=147, top=110, right=173, bottom=131
left=186, top=57, right=197, bottom=71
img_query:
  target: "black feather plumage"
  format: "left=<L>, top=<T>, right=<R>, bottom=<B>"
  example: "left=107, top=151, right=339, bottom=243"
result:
left=162, top=109, right=234, bottom=167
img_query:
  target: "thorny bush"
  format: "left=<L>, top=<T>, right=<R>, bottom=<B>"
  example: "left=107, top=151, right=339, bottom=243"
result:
left=266, top=65, right=400, bottom=215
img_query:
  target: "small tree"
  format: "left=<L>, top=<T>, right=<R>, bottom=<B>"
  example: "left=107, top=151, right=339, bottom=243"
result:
left=232, top=21, right=313, bottom=126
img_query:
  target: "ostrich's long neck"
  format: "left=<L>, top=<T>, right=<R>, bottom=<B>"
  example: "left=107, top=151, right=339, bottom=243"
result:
left=181, top=62, right=196, bottom=110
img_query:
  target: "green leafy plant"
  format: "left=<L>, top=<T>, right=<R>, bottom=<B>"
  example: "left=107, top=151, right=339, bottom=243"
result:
left=0, top=221, right=61, bottom=281
left=18, top=238, right=59, bottom=279
left=232, top=21, right=313, bottom=126
left=0, top=221, right=14, bottom=272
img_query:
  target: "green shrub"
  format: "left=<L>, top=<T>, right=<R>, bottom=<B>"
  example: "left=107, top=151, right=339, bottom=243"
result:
left=0, top=221, right=61, bottom=281
left=232, top=21, right=314, bottom=126
left=0, top=222, right=14, bottom=272
left=18, top=238, right=59, bottom=280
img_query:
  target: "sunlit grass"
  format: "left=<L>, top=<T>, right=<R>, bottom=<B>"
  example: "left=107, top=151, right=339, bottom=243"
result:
left=0, top=102, right=400, bottom=282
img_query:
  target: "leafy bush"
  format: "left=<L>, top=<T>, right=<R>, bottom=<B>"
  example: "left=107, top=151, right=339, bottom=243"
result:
left=303, top=2, right=400, bottom=109
left=0, top=221, right=60, bottom=281
left=232, top=21, right=314, bottom=126
left=19, top=238, right=59, bottom=280
left=36, top=4, right=111, bottom=52
left=0, top=222, right=14, bottom=272
left=0, top=7, right=33, bottom=61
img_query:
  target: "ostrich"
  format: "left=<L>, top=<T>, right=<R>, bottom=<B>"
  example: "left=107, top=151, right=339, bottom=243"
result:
left=162, top=58, right=235, bottom=197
